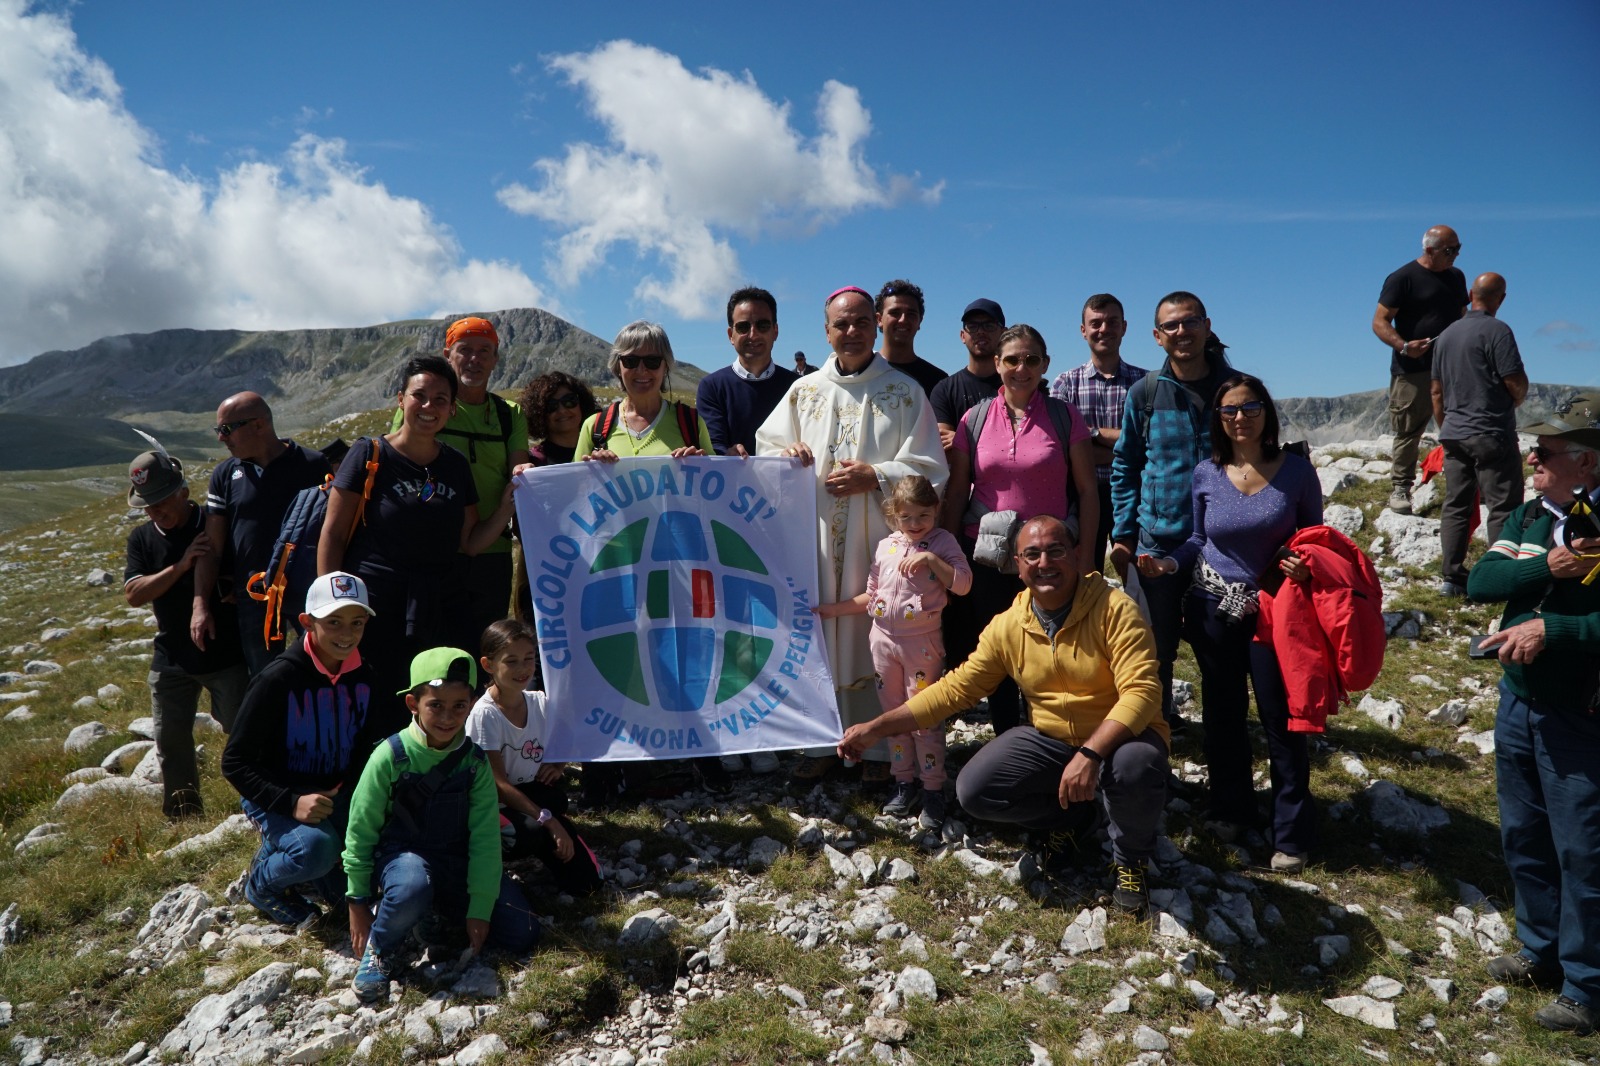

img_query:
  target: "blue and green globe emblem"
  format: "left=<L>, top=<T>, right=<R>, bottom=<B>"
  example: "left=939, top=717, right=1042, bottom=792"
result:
left=578, top=511, right=778, bottom=712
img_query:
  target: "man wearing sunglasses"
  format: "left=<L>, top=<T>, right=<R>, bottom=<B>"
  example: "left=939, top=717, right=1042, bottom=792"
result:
left=391, top=317, right=531, bottom=652
left=1469, top=395, right=1600, bottom=1035
left=1429, top=272, right=1528, bottom=597
left=195, top=392, right=331, bottom=673
left=696, top=287, right=799, bottom=458
left=1372, top=225, right=1468, bottom=515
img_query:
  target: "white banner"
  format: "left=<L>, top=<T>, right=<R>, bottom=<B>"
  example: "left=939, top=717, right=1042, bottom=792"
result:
left=513, top=456, right=840, bottom=762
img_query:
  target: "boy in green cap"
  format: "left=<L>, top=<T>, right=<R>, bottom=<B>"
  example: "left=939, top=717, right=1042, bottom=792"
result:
left=343, top=647, right=540, bottom=1002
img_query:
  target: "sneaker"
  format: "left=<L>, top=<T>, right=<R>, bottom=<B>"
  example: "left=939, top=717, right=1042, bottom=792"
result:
left=1269, top=851, right=1306, bottom=875
left=693, top=758, right=734, bottom=796
left=882, top=779, right=922, bottom=818
left=748, top=750, right=781, bottom=774
left=719, top=754, right=745, bottom=773
left=790, top=754, right=838, bottom=783
left=244, top=864, right=319, bottom=931
left=351, top=940, right=393, bottom=1003
left=1440, top=581, right=1468, bottom=599
left=1486, top=952, right=1562, bottom=990
left=1388, top=488, right=1413, bottom=515
left=919, top=788, right=948, bottom=831
left=1111, top=861, right=1149, bottom=913
left=1535, top=995, right=1597, bottom=1035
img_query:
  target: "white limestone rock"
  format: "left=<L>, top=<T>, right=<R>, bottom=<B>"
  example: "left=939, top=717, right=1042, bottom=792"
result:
left=56, top=776, right=161, bottom=810
left=1358, top=695, right=1405, bottom=731
left=63, top=721, right=111, bottom=753
left=1323, top=995, right=1397, bottom=1029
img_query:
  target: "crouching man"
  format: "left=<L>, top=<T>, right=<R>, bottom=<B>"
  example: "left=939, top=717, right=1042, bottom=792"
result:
left=839, top=515, right=1168, bottom=912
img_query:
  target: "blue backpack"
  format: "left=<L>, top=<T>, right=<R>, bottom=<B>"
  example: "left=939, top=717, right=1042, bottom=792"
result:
left=246, top=438, right=380, bottom=647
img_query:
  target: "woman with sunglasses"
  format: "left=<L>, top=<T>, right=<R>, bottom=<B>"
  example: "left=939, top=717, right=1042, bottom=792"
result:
left=1152, top=373, right=1322, bottom=873
left=941, top=324, right=1099, bottom=736
left=575, top=321, right=715, bottom=462
left=520, top=372, right=600, bottom=466
left=318, top=355, right=518, bottom=709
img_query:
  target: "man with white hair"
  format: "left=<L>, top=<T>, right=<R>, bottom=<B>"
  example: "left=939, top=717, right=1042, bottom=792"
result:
left=1470, top=394, right=1600, bottom=1035
left=1372, top=225, right=1468, bottom=513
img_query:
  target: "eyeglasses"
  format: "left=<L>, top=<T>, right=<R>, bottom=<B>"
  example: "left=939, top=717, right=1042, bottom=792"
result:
left=213, top=417, right=258, bottom=438
left=1218, top=401, right=1265, bottom=419
left=1018, top=545, right=1070, bottom=564
left=999, top=353, right=1045, bottom=369
left=1156, top=315, right=1206, bottom=335
left=546, top=393, right=580, bottom=412
left=732, top=319, right=774, bottom=336
left=963, top=319, right=999, bottom=333
left=619, top=355, right=665, bottom=370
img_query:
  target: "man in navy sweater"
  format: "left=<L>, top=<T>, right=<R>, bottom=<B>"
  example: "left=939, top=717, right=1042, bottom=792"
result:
left=696, top=287, right=799, bottom=457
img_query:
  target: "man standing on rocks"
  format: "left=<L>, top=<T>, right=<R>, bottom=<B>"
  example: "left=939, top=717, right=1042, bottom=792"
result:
left=838, top=515, right=1167, bottom=913
left=123, top=450, right=246, bottom=818
left=392, top=317, right=530, bottom=650
left=1430, top=272, right=1528, bottom=597
left=1051, top=294, right=1147, bottom=575
left=930, top=298, right=1006, bottom=458
left=1110, top=292, right=1235, bottom=732
left=195, top=392, right=330, bottom=672
left=757, top=285, right=947, bottom=786
left=875, top=279, right=947, bottom=398
left=696, top=287, right=799, bottom=459
left=1471, top=394, right=1600, bottom=1035
left=1372, top=225, right=1468, bottom=514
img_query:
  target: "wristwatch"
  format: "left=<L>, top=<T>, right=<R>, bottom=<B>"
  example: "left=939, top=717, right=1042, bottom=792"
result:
left=1090, top=426, right=1103, bottom=442
left=536, top=809, right=554, bottom=825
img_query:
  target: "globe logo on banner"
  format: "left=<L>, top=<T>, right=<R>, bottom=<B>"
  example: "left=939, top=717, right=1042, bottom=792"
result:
left=578, top=511, right=777, bottom=713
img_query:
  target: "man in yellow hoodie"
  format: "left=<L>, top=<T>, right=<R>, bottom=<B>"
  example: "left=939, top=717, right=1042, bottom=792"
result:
left=840, top=515, right=1166, bottom=912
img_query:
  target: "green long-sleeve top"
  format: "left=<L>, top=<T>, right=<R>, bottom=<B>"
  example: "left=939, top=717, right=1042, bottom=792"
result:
left=1467, top=496, right=1600, bottom=714
left=343, top=721, right=503, bottom=921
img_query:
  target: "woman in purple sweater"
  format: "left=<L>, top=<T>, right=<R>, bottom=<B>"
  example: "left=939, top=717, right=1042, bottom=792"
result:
left=1155, top=374, right=1322, bottom=873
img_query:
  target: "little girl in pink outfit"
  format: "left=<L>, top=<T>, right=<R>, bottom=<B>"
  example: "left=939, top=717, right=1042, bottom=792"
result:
left=816, top=475, right=972, bottom=828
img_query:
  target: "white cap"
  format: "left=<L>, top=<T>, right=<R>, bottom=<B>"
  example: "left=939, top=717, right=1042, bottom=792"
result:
left=303, top=572, right=375, bottom=619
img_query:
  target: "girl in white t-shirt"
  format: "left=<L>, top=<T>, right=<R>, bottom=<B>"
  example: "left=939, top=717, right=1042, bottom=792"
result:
left=466, top=619, right=599, bottom=895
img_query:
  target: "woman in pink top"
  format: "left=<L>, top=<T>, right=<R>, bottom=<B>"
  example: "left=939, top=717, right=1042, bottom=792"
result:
left=941, top=324, right=1099, bottom=735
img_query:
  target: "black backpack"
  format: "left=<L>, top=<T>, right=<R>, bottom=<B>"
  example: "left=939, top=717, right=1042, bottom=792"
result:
left=437, top=393, right=517, bottom=465
left=592, top=400, right=701, bottom=450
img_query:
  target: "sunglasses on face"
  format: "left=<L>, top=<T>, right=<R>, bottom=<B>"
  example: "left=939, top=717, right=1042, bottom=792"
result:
left=619, top=354, right=665, bottom=371
left=213, top=417, right=257, bottom=438
left=1218, top=401, right=1265, bottom=419
left=999, top=353, right=1045, bottom=369
left=732, top=319, right=774, bottom=336
left=1532, top=444, right=1572, bottom=463
left=546, top=393, right=580, bottom=412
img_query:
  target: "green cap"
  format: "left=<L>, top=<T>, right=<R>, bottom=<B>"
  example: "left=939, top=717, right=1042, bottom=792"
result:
left=397, top=647, right=478, bottom=695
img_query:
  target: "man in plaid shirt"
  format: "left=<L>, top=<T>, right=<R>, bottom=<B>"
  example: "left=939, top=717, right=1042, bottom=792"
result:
left=1050, top=294, right=1146, bottom=574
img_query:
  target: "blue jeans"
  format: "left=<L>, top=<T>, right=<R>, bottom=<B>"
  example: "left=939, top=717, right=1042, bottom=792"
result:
left=1495, top=681, right=1600, bottom=1007
left=367, top=849, right=540, bottom=958
left=242, top=798, right=346, bottom=904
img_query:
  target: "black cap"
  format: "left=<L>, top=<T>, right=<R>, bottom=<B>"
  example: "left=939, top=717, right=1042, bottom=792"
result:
left=961, top=299, right=1005, bottom=326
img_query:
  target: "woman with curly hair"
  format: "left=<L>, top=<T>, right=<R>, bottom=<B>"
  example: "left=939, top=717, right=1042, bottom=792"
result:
left=519, top=371, right=599, bottom=466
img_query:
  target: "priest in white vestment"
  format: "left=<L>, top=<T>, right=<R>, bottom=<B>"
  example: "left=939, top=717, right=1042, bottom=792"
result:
left=756, top=287, right=949, bottom=783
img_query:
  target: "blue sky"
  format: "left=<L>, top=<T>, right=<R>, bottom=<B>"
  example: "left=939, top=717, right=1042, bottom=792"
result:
left=4, top=0, right=1596, bottom=398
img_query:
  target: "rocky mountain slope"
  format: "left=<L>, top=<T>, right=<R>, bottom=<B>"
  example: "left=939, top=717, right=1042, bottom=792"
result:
left=1279, top=382, right=1589, bottom=446
left=0, top=309, right=705, bottom=432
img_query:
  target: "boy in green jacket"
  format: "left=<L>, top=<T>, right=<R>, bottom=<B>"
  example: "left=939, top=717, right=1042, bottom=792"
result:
left=344, top=648, right=540, bottom=1002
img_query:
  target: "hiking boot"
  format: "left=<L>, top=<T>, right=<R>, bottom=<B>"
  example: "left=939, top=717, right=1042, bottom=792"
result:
left=1535, top=996, right=1597, bottom=1035
left=580, top=764, right=628, bottom=807
left=244, top=864, right=319, bottom=932
left=411, top=913, right=452, bottom=949
left=693, top=757, right=734, bottom=796
left=1111, top=861, right=1149, bottom=914
left=789, top=754, right=838, bottom=783
left=351, top=940, right=394, bottom=1003
left=748, top=750, right=781, bottom=774
left=881, top=779, right=922, bottom=818
left=1269, top=851, right=1307, bottom=875
left=719, top=754, right=745, bottom=773
left=919, top=788, right=948, bottom=831
left=1388, top=488, right=1413, bottom=515
left=1486, top=952, right=1562, bottom=990
left=860, top=761, right=892, bottom=788
left=1033, top=826, right=1089, bottom=875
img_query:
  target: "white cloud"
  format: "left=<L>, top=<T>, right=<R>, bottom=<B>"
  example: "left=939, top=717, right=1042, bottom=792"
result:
left=499, top=40, right=941, bottom=319
left=0, top=1, right=545, bottom=364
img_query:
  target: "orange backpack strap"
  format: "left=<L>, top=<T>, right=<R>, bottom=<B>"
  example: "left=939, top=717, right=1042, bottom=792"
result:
left=353, top=439, right=380, bottom=528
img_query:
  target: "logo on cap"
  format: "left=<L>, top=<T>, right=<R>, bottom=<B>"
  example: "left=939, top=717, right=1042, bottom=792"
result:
left=332, top=575, right=357, bottom=598
left=131, top=467, right=150, bottom=486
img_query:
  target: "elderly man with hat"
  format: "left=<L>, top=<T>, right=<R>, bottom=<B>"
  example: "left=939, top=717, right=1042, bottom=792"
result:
left=1470, top=393, right=1600, bottom=1035
left=391, top=316, right=531, bottom=650
left=122, top=450, right=247, bottom=818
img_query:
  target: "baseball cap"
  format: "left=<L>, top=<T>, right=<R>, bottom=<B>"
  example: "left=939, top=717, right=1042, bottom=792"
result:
left=962, top=299, right=1005, bottom=325
left=127, top=451, right=185, bottom=507
left=303, top=571, right=375, bottom=619
left=1521, top=393, right=1600, bottom=449
left=398, top=647, right=478, bottom=695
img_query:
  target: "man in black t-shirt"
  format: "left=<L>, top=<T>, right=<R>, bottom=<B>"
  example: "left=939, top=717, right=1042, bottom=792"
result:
left=874, top=279, right=948, bottom=397
left=123, top=450, right=246, bottom=819
left=1372, top=225, right=1468, bottom=513
left=196, top=392, right=330, bottom=673
left=929, top=298, right=1007, bottom=461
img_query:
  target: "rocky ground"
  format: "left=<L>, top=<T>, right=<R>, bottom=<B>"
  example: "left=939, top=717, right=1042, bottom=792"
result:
left=1, top=436, right=1597, bottom=1066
